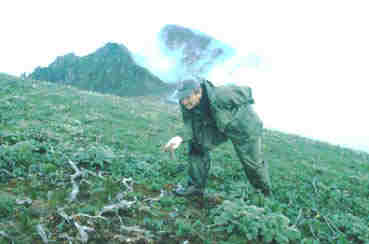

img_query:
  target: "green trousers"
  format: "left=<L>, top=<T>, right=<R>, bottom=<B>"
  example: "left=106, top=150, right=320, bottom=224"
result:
left=187, top=105, right=271, bottom=194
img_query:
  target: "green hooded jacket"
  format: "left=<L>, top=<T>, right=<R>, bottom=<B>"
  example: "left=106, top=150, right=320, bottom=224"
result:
left=180, top=79, right=255, bottom=142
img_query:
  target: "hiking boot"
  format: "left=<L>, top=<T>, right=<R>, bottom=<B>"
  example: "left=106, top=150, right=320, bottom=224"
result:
left=174, top=185, right=203, bottom=197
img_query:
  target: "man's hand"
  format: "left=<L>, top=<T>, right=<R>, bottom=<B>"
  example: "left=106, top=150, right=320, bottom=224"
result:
left=163, top=136, right=183, bottom=159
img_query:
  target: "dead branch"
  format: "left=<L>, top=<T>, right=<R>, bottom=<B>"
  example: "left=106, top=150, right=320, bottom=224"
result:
left=117, top=225, right=154, bottom=243
left=143, top=189, right=165, bottom=203
left=72, top=213, right=107, bottom=221
left=113, top=234, right=149, bottom=243
left=121, top=177, right=133, bottom=192
left=57, top=208, right=96, bottom=243
left=99, top=199, right=136, bottom=216
left=36, top=224, right=50, bottom=244
left=322, top=215, right=342, bottom=236
left=80, top=179, right=92, bottom=185
left=115, top=192, right=125, bottom=202
left=0, top=169, right=13, bottom=176
left=312, top=176, right=318, bottom=194
left=85, top=169, right=105, bottom=179
left=120, top=225, right=148, bottom=234
left=74, top=222, right=95, bottom=243
left=57, top=208, right=72, bottom=222
left=295, top=208, right=304, bottom=226
left=55, top=172, right=139, bottom=243
left=68, top=160, right=82, bottom=202
left=309, top=223, right=318, bottom=240
left=58, top=233, right=74, bottom=244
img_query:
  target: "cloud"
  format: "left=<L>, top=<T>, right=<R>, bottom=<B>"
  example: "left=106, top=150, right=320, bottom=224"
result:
left=132, top=25, right=267, bottom=87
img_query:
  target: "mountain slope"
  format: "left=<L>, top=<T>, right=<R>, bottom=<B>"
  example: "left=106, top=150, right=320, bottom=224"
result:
left=29, top=43, right=171, bottom=96
left=0, top=73, right=368, bottom=243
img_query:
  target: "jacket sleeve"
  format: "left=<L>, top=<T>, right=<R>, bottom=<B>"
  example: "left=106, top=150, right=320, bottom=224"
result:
left=177, top=105, right=193, bottom=142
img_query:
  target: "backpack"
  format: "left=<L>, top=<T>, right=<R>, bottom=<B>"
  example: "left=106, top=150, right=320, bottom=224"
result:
left=204, top=80, right=255, bottom=110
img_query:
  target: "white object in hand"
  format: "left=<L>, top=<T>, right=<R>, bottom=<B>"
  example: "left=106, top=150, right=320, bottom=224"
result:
left=164, top=136, right=183, bottom=159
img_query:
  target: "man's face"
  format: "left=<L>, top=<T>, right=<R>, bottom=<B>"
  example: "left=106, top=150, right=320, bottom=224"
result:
left=180, top=88, right=202, bottom=110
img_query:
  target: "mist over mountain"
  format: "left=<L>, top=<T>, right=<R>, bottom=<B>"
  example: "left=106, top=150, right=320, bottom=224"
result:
left=29, top=43, right=171, bottom=96
left=159, top=24, right=236, bottom=79
left=133, top=24, right=260, bottom=85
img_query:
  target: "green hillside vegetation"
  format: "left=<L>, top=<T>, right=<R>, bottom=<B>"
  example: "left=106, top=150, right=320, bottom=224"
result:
left=28, top=43, right=171, bottom=96
left=0, top=73, right=368, bottom=243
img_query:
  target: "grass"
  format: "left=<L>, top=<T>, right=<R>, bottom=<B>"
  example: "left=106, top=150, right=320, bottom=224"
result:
left=0, top=73, right=368, bottom=243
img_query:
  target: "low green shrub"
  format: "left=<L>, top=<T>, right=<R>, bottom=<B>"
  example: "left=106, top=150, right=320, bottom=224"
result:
left=210, top=199, right=301, bottom=243
left=0, top=195, right=15, bottom=218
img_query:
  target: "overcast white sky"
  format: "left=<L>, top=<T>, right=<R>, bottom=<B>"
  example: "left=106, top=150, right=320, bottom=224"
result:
left=1, top=0, right=369, bottom=152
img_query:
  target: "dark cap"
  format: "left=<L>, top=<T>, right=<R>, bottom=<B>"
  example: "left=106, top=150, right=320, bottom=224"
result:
left=177, top=79, right=200, bottom=101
